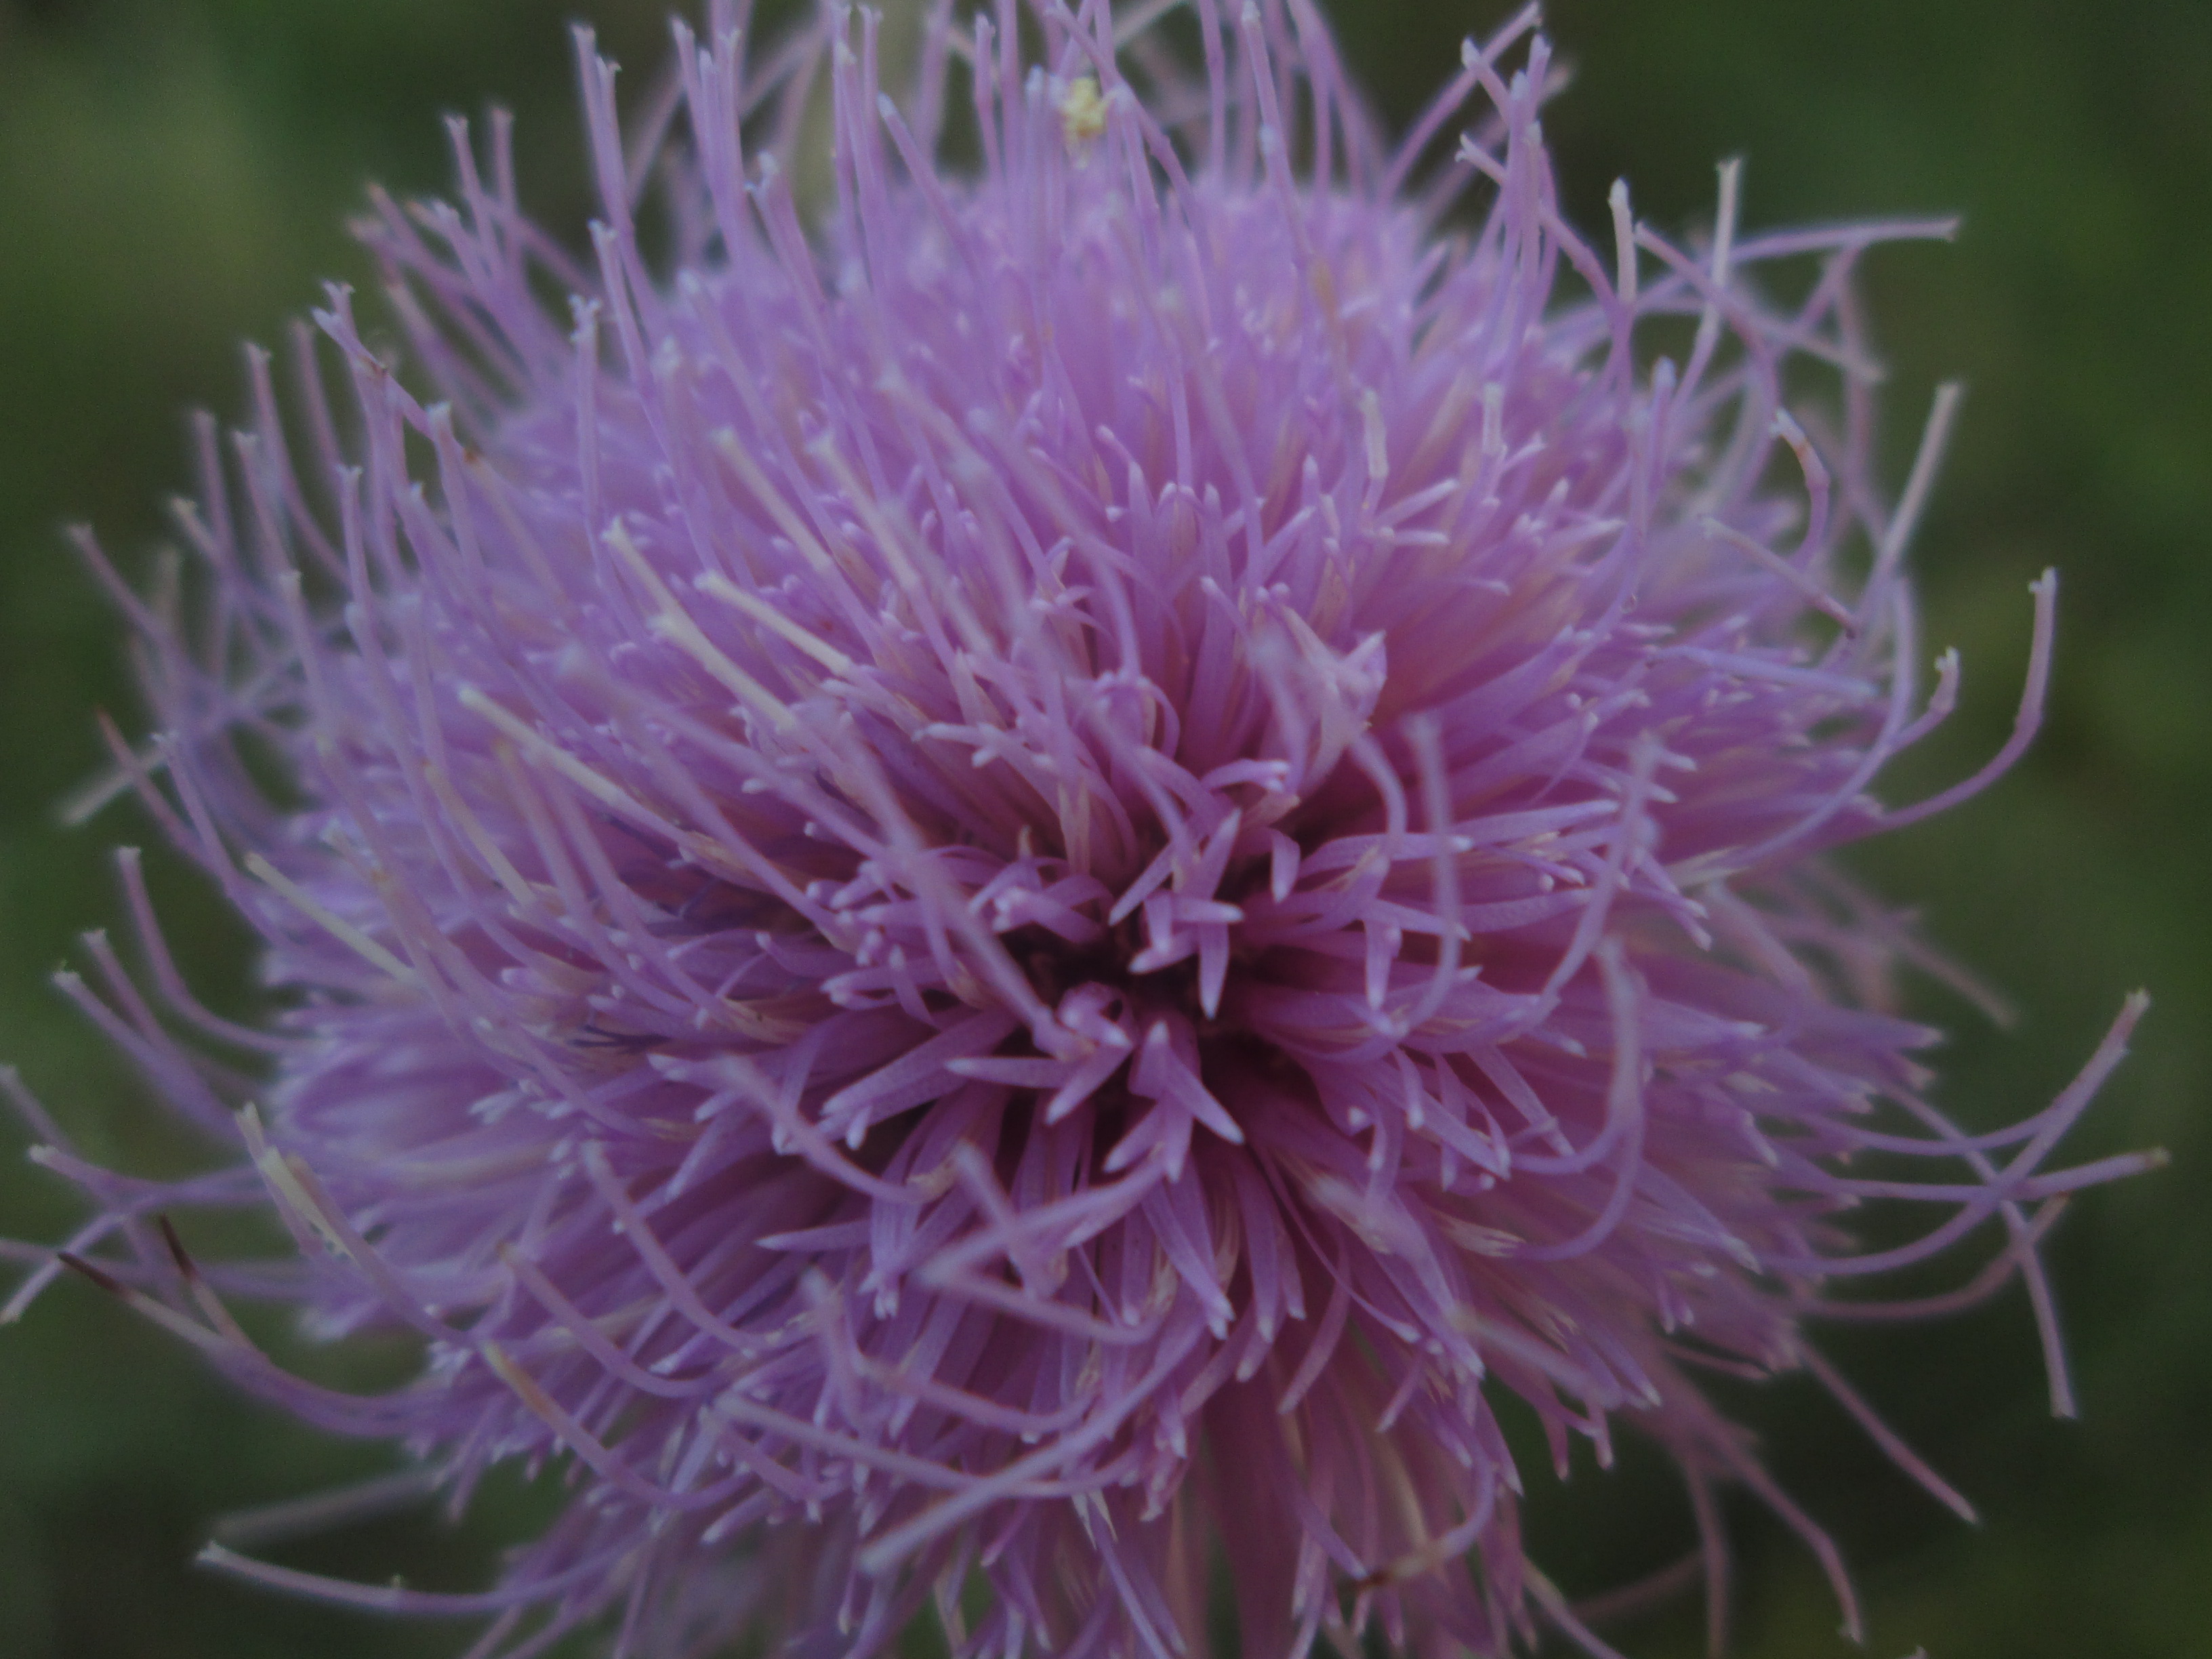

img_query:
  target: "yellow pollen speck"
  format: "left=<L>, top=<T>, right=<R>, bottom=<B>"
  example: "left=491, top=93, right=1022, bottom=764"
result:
left=1059, top=77, right=1107, bottom=150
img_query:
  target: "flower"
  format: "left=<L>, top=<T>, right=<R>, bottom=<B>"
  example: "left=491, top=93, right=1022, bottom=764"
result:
left=3, top=1, right=2159, bottom=1656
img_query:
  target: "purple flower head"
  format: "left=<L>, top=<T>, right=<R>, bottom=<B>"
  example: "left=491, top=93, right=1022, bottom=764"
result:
left=5, top=1, right=2160, bottom=1656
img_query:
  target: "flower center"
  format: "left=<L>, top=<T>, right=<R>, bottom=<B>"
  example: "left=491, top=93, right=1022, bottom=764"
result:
left=1009, top=909, right=1220, bottom=1029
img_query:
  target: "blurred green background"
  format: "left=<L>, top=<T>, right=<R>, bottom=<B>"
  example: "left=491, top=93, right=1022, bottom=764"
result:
left=0, top=0, right=2203, bottom=1654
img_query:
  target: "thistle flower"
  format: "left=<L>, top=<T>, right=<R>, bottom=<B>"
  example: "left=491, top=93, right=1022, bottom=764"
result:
left=3, top=2, right=2160, bottom=1656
